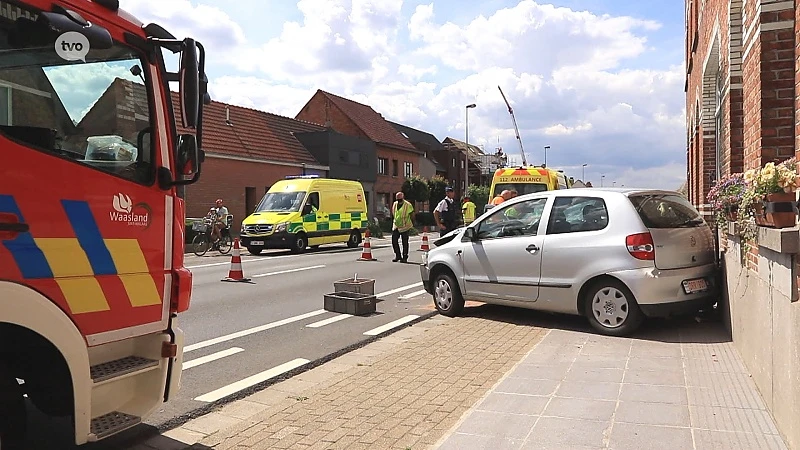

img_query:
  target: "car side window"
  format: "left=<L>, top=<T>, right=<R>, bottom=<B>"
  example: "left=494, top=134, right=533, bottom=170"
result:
left=476, top=198, right=547, bottom=239
left=546, top=197, right=608, bottom=235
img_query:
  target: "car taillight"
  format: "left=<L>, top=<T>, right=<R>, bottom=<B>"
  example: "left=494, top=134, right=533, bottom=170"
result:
left=626, top=232, right=655, bottom=260
left=171, top=267, right=193, bottom=313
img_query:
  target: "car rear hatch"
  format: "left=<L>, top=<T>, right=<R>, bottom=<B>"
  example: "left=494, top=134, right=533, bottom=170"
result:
left=627, top=192, right=715, bottom=270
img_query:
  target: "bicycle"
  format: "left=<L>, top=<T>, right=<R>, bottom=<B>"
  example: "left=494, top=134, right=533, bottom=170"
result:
left=191, top=217, right=233, bottom=256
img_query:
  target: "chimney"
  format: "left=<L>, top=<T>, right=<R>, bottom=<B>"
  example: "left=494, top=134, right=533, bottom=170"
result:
left=225, top=107, right=232, bottom=125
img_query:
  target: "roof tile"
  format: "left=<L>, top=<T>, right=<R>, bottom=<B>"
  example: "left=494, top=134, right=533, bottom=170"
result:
left=317, top=90, right=418, bottom=152
left=172, top=91, right=323, bottom=165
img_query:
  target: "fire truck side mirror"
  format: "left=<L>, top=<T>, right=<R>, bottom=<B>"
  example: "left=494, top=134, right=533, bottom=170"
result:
left=179, top=38, right=200, bottom=129
left=177, top=133, right=200, bottom=177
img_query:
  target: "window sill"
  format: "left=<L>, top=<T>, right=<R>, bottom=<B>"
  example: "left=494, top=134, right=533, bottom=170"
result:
left=726, top=222, right=800, bottom=254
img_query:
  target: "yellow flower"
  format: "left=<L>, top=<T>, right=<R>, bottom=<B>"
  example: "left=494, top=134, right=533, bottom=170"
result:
left=744, top=168, right=757, bottom=183
left=760, top=164, right=776, bottom=183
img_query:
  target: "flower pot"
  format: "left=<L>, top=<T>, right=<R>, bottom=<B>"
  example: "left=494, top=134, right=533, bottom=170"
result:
left=761, top=192, right=797, bottom=228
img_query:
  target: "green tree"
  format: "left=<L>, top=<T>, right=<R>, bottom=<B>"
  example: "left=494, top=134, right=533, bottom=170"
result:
left=467, top=184, right=490, bottom=215
left=401, top=175, right=430, bottom=203
left=427, top=175, right=449, bottom=212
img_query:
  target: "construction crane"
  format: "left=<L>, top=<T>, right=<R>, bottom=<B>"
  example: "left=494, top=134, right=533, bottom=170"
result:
left=498, top=85, right=528, bottom=166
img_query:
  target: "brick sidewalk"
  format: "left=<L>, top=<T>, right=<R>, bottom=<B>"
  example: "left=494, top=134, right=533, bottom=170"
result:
left=143, top=306, right=548, bottom=449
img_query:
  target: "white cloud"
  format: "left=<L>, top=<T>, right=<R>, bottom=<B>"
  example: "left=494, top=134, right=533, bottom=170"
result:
left=119, top=0, right=246, bottom=49
left=118, top=0, right=685, bottom=189
left=408, top=0, right=661, bottom=73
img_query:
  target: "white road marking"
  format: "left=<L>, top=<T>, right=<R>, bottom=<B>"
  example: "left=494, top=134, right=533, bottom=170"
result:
left=398, top=289, right=428, bottom=300
left=306, top=314, right=354, bottom=328
left=183, top=347, right=244, bottom=370
left=375, top=282, right=423, bottom=298
left=186, top=254, right=296, bottom=269
left=194, top=358, right=311, bottom=403
left=185, top=239, right=423, bottom=269
left=184, top=310, right=327, bottom=353
left=363, top=315, right=420, bottom=336
left=252, top=265, right=325, bottom=278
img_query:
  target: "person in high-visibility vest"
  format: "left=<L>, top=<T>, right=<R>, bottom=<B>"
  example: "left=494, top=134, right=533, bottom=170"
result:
left=391, top=191, right=415, bottom=262
left=462, top=195, right=476, bottom=225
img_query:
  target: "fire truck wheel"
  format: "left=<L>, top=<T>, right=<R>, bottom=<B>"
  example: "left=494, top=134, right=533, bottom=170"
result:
left=0, top=368, right=27, bottom=450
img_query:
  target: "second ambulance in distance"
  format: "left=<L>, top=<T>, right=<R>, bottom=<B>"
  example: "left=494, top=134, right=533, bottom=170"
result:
left=485, top=166, right=572, bottom=212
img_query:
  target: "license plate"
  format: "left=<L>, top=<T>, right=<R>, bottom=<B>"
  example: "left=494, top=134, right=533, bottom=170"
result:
left=250, top=241, right=264, bottom=246
left=682, top=278, right=708, bottom=294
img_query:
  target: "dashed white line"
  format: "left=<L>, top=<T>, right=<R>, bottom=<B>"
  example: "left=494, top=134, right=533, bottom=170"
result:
left=186, top=254, right=296, bottom=269
left=375, top=282, right=423, bottom=298
left=194, top=358, right=311, bottom=403
left=363, top=315, right=420, bottom=336
left=306, top=314, right=354, bottom=328
left=183, top=347, right=244, bottom=370
left=184, top=310, right=327, bottom=353
left=251, top=265, right=325, bottom=278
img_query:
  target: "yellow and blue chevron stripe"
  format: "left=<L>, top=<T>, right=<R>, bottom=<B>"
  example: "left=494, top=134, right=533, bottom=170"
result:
left=0, top=195, right=161, bottom=316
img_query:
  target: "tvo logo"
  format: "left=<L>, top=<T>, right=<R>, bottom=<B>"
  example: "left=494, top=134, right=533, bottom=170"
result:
left=55, top=31, right=89, bottom=62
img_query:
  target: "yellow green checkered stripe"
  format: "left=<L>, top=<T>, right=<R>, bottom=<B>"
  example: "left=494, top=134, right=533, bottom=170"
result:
left=289, top=212, right=368, bottom=235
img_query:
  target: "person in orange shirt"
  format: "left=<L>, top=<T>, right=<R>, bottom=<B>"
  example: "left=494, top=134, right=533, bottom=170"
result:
left=490, top=190, right=512, bottom=205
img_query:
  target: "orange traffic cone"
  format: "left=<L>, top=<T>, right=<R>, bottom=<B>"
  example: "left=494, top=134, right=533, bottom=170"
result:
left=419, top=226, right=430, bottom=251
left=222, top=238, right=252, bottom=282
left=358, top=229, right=377, bottom=261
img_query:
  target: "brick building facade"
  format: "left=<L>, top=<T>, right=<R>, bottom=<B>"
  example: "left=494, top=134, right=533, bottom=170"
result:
left=685, top=0, right=795, bottom=216
left=296, top=90, right=424, bottom=215
left=171, top=93, right=328, bottom=232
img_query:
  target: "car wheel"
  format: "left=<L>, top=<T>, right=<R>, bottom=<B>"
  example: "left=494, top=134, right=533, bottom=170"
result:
left=247, top=246, right=263, bottom=255
left=291, top=233, right=307, bottom=253
left=583, top=279, right=644, bottom=336
left=432, top=272, right=464, bottom=317
left=346, top=231, right=361, bottom=248
left=0, top=367, right=27, bottom=450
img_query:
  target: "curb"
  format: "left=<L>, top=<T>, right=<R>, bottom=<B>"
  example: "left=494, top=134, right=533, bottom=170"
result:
left=153, top=309, right=440, bottom=434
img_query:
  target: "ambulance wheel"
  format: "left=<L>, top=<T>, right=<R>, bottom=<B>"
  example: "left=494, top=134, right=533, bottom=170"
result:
left=0, top=367, right=27, bottom=450
left=347, top=231, right=361, bottom=248
left=247, top=246, right=263, bottom=255
left=291, top=233, right=307, bottom=253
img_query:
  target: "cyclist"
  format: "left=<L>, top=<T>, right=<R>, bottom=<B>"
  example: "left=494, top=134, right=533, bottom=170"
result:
left=211, top=198, right=230, bottom=244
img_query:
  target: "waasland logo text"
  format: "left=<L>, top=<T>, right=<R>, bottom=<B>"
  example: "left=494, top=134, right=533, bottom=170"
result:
left=111, top=193, right=152, bottom=229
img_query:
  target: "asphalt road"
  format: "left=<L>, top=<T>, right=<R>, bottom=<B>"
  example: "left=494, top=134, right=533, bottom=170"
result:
left=23, top=236, right=436, bottom=449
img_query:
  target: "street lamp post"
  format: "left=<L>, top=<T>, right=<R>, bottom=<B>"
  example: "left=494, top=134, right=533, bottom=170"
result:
left=601, top=174, right=605, bottom=187
left=544, top=145, right=550, bottom=167
left=465, top=103, right=476, bottom=197
left=582, top=163, right=587, bottom=182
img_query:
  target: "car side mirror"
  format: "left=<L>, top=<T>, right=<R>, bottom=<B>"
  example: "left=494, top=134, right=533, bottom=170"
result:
left=463, top=227, right=477, bottom=241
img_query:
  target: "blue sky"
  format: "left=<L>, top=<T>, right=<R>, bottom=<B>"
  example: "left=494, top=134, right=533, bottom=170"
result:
left=120, top=0, right=687, bottom=189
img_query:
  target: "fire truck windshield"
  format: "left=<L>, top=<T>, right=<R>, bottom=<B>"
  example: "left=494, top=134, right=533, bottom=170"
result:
left=0, top=14, right=157, bottom=186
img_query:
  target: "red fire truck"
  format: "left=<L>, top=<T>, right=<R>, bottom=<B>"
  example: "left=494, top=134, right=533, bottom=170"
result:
left=0, top=0, right=207, bottom=447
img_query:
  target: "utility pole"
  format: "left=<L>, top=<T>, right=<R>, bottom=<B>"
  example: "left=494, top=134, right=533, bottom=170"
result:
left=544, top=146, right=550, bottom=167
left=465, top=103, right=476, bottom=198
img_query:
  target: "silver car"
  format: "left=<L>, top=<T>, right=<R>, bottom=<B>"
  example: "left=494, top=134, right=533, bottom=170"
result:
left=419, top=188, right=718, bottom=336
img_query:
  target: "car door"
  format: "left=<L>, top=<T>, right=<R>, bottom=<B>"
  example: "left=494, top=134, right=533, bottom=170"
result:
left=460, top=197, right=549, bottom=302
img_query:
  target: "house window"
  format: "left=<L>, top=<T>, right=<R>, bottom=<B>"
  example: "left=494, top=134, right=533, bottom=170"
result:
left=0, top=85, right=11, bottom=125
left=404, top=161, right=413, bottom=178
left=392, top=159, right=398, bottom=176
left=378, top=157, right=388, bottom=175
left=452, top=158, right=455, bottom=167
left=461, top=159, right=465, bottom=169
